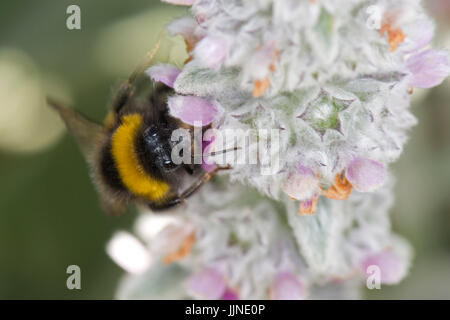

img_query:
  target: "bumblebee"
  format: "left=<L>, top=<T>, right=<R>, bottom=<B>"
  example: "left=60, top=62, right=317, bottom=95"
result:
left=49, top=44, right=221, bottom=215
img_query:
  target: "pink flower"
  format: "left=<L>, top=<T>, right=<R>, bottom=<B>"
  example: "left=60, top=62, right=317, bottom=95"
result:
left=345, top=157, right=386, bottom=192
left=406, top=49, right=450, bottom=88
left=146, top=64, right=180, bottom=88
left=186, top=268, right=227, bottom=299
left=167, top=95, right=218, bottom=126
left=248, top=40, right=278, bottom=80
left=194, top=36, right=228, bottom=69
left=167, top=17, right=205, bottom=52
left=298, top=195, right=318, bottom=215
left=401, top=19, right=434, bottom=54
left=361, top=249, right=407, bottom=285
left=161, top=0, right=195, bottom=6
left=270, top=271, right=304, bottom=300
left=221, top=288, right=239, bottom=300
left=282, top=164, right=320, bottom=201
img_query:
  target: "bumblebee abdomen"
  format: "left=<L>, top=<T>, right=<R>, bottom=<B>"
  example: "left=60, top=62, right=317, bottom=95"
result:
left=100, top=144, right=127, bottom=193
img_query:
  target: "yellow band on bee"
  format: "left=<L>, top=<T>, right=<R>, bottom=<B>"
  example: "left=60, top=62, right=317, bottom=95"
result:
left=111, top=114, right=170, bottom=201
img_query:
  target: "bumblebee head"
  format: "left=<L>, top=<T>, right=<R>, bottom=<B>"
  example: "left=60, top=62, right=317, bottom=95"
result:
left=141, top=125, right=178, bottom=173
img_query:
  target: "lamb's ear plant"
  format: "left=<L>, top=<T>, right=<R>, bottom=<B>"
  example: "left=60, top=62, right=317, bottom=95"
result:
left=107, top=0, right=450, bottom=299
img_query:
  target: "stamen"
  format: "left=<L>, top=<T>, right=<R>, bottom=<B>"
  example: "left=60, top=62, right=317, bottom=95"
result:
left=298, top=195, right=319, bottom=215
left=253, top=78, right=270, bottom=97
left=252, top=49, right=279, bottom=97
left=379, top=23, right=405, bottom=52
left=163, top=232, right=196, bottom=264
left=321, top=173, right=352, bottom=200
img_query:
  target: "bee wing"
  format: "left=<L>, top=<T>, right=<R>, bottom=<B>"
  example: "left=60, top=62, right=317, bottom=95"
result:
left=48, top=98, right=127, bottom=216
left=47, top=97, right=106, bottom=165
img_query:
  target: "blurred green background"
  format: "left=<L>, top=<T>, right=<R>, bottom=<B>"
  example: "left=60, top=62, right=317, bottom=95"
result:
left=0, top=0, right=449, bottom=299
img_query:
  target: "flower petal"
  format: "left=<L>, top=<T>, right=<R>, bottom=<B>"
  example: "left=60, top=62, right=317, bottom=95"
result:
left=282, top=164, right=320, bottom=201
left=406, top=49, right=450, bottom=88
left=167, top=17, right=204, bottom=51
left=270, top=271, right=304, bottom=300
left=248, top=40, right=278, bottom=80
left=161, top=0, right=195, bottom=6
left=134, top=214, right=179, bottom=243
left=167, top=16, right=197, bottom=38
left=186, top=268, right=226, bottom=299
left=194, top=36, right=228, bottom=69
left=361, top=249, right=407, bottom=285
left=401, top=19, right=434, bottom=54
left=106, top=232, right=152, bottom=274
left=167, top=95, right=218, bottom=126
left=151, top=222, right=195, bottom=261
left=221, top=288, right=239, bottom=300
left=298, top=195, right=319, bottom=215
left=345, top=157, right=386, bottom=192
left=146, top=64, right=181, bottom=88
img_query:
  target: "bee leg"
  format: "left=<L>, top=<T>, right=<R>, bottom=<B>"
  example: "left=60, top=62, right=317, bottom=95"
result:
left=179, top=166, right=231, bottom=200
left=148, top=197, right=182, bottom=212
left=149, top=166, right=231, bottom=212
left=179, top=172, right=215, bottom=201
left=183, top=164, right=196, bottom=175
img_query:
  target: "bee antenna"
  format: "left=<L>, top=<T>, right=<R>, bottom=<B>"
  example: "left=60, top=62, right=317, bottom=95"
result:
left=110, top=32, right=164, bottom=112
left=128, top=31, right=164, bottom=84
left=46, top=96, right=65, bottom=111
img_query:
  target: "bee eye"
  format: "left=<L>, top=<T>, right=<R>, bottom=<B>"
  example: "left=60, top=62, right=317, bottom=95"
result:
left=162, top=159, right=177, bottom=171
left=163, top=159, right=172, bottom=166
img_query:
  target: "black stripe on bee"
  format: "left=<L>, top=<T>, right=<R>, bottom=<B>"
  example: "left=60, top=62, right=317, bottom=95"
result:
left=100, top=143, right=128, bottom=193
